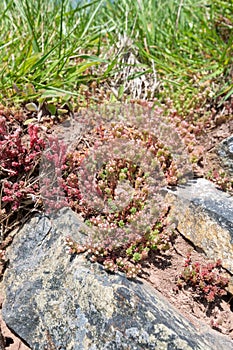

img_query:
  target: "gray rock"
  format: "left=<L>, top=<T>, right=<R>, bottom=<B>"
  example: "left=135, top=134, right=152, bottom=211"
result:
left=217, top=134, right=233, bottom=176
left=166, top=178, right=233, bottom=291
left=2, top=208, right=233, bottom=350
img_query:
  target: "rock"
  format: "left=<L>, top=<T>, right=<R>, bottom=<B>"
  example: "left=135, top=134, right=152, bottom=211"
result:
left=0, top=315, right=30, bottom=350
left=217, top=134, right=233, bottom=176
left=2, top=208, right=233, bottom=350
left=166, top=178, right=233, bottom=291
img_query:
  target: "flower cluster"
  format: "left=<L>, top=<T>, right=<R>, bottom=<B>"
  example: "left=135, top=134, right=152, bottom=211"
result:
left=0, top=119, right=44, bottom=176
left=40, top=136, right=69, bottom=212
left=56, top=105, right=190, bottom=278
left=206, top=169, right=233, bottom=194
left=162, top=92, right=233, bottom=190
left=66, top=208, right=175, bottom=279
left=176, top=253, right=229, bottom=303
left=0, top=115, right=45, bottom=234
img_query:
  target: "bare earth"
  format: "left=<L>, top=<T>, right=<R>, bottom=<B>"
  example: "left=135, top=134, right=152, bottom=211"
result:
left=141, top=232, right=233, bottom=339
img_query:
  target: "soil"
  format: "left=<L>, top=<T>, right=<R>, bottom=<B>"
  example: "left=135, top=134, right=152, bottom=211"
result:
left=140, top=231, right=233, bottom=338
left=0, top=103, right=232, bottom=349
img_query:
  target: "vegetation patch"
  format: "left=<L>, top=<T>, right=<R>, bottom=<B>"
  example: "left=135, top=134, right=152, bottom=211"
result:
left=0, top=0, right=232, bottom=345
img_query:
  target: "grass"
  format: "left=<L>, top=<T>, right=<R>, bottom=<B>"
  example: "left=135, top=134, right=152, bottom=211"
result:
left=0, top=0, right=232, bottom=108
left=0, top=0, right=109, bottom=103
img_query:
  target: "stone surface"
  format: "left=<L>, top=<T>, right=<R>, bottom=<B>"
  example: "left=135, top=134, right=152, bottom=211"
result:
left=217, top=134, right=233, bottom=176
left=166, top=178, right=233, bottom=291
left=0, top=314, right=30, bottom=350
left=2, top=208, right=233, bottom=350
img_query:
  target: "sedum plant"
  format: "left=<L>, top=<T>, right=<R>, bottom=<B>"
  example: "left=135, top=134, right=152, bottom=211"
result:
left=0, top=112, right=45, bottom=236
left=176, top=253, right=229, bottom=303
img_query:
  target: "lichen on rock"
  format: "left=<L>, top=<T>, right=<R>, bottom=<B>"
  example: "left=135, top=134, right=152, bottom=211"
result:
left=2, top=207, right=233, bottom=349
